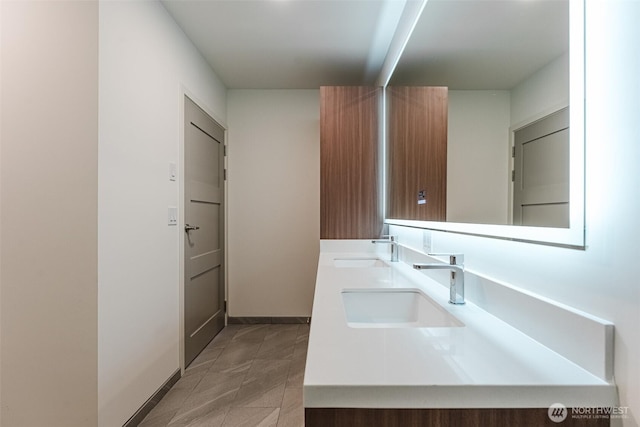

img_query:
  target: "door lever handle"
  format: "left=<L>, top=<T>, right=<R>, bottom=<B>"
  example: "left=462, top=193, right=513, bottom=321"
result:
left=185, top=224, right=200, bottom=232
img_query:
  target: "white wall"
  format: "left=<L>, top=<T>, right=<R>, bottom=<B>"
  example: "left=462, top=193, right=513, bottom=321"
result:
left=1, top=2, right=4, bottom=422
left=1, top=1, right=99, bottom=426
left=446, top=53, right=569, bottom=226
left=98, top=2, right=226, bottom=426
left=511, top=51, right=569, bottom=127
left=447, top=91, right=511, bottom=224
left=391, top=1, right=640, bottom=425
left=227, top=90, right=320, bottom=317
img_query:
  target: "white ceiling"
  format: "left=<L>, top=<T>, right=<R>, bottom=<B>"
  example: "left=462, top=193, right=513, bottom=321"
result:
left=161, top=0, right=396, bottom=89
left=161, top=0, right=569, bottom=90
left=391, top=0, right=569, bottom=89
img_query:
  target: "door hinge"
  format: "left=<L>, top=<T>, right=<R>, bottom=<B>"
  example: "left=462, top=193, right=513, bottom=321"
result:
left=224, top=301, right=227, bottom=312
left=224, top=169, right=227, bottom=181
left=512, top=146, right=515, bottom=157
left=224, top=145, right=227, bottom=157
left=511, top=170, right=515, bottom=181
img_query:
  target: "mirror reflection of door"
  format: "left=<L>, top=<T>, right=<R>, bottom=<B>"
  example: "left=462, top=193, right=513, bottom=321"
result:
left=512, top=107, right=569, bottom=228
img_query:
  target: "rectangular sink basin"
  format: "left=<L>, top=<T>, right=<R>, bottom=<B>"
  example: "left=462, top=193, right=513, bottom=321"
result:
left=333, top=258, right=388, bottom=268
left=341, top=288, right=464, bottom=328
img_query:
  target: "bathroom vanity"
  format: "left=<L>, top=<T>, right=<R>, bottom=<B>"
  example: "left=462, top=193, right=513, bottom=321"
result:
left=303, top=241, right=617, bottom=427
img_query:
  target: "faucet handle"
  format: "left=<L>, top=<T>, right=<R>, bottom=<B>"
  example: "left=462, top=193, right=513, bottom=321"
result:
left=428, top=253, right=464, bottom=265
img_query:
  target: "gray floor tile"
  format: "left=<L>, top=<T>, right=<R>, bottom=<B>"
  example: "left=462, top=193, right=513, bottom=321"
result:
left=233, top=359, right=290, bottom=408
left=266, top=324, right=300, bottom=336
left=138, top=409, right=177, bottom=427
left=285, top=355, right=306, bottom=388
left=184, top=347, right=224, bottom=378
left=209, top=359, right=254, bottom=376
left=244, top=359, right=291, bottom=386
left=209, top=325, right=243, bottom=347
left=140, top=373, right=204, bottom=425
left=231, top=324, right=270, bottom=343
left=292, top=327, right=309, bottom=360
left=168, top=373, right=243, bottom=426
left=296, top=324, right=310, bottom=339
left=167, top=404, right=230, bottom=427
left=213, top=341, right=262, bottom=369
left=140, top=324, right=308, bottom=427
left=222, top=407, right=280, bottom=427
left=194, top=370, right=247, bottom=395
left=276, top=388, right=304, bottom=427
left=233, top=381, right=286, bottom=409
left=256, top=326, right=299, bottom=360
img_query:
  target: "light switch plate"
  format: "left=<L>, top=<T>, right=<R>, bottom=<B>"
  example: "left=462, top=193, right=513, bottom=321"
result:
left=168, top=207, right=177, bottom=225
left=422, top=230, right=432, bottom=253
left=169, top=162, right=177, bottom=181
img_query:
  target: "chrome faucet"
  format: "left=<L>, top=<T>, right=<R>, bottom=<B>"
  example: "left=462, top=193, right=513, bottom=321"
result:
left=371, top=235, right=399, bottom=262
left=413, top=254, right=465, bottom=305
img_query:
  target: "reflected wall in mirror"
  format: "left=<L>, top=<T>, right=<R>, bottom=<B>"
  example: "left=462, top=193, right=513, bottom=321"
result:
left=388, top=0, right=571, bottom=228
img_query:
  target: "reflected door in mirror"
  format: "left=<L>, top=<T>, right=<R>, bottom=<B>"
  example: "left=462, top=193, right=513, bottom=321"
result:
left=513, top=107, right=569, bottom=228
left=387, top=87, right=448, bottom=221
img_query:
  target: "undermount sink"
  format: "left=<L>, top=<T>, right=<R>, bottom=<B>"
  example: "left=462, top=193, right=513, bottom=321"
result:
left=341, top=288, right=464, bottom=328
left=333, top=258, right=389, bottom=268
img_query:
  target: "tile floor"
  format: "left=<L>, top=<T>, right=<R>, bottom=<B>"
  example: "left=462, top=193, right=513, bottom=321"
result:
left=139, top=324, right=308, bottom=427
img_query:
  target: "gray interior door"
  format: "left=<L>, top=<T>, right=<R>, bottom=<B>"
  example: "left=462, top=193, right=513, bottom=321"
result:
left=184, top=96, right=225, bottom=367
left=513, top=107, right=569, bottom=227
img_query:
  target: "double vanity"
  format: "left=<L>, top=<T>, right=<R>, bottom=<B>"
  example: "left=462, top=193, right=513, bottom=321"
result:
left=303, top=240, right=617, bottom=426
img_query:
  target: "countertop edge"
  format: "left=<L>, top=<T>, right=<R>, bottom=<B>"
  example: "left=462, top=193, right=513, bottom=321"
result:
left=303, top=384, right=618, bottom=409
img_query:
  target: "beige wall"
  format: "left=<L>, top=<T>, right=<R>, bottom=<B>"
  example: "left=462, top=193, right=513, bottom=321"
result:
left=446, top=53, right=569, bottom=227
left=447, top=90, right=511, bottom=225
left=511, top=51, right=569, bottom=127
left=1, top=1, right=99, bottom=426
left=98, top=2, right=227, bottom=425
left=227, top=90, right=320, bottom=317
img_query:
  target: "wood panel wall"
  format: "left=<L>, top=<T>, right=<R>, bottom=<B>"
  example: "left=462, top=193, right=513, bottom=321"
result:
left=320, top=86, right=383, bottom=239
left=306, top=408, right=610, bottom=427
left=387, top=86, right=448, bottom=221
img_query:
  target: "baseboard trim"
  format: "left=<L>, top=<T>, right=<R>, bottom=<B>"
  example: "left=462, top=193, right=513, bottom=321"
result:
left=228, top=316, right=310, bottom=325
left=123, top=369, right=181, bottom=427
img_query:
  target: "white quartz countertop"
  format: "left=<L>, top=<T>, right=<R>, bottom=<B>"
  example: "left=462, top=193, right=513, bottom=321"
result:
left=303, top=250, right=617, bottom=409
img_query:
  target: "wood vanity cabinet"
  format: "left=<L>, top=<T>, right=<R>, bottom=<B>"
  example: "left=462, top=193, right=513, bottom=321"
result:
left=320, top=86, right=383, bottom=239
left=305, top=408, right=611, bottom=427
left=387, top=86, right=448, bottom=221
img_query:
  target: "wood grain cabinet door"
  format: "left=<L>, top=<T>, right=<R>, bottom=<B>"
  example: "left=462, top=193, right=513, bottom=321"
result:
left=320, top=86, right=383, bottom=239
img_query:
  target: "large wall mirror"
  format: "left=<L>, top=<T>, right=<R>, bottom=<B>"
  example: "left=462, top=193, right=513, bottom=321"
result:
left=385, top=0, right=585, bottom=247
